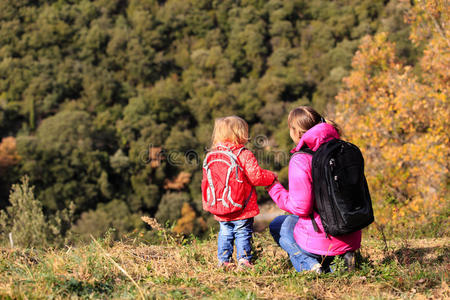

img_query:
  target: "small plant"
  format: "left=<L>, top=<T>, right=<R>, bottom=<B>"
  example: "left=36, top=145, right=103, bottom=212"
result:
left=0, top=176, right=74, bottom=248
left=0, top=176, right=48, bottom=248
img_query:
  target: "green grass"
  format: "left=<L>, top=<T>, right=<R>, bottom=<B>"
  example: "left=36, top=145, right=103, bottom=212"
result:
left=0, top=231, right=448, bottom=299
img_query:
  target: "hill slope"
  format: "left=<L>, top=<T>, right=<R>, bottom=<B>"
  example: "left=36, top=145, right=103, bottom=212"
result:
left=0, top=232, right=448, bottom=299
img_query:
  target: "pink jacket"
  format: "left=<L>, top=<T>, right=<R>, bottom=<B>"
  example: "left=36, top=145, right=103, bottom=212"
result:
left=268, top=123, right=361, bottom=256
left=211, top=142, right=276, bottom=222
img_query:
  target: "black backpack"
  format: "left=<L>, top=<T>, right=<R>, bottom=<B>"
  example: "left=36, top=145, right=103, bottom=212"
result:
left=297, top=138, right=374, bottom=236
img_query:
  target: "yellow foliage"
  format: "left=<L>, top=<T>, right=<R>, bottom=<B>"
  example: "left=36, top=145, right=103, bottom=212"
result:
left=148, top=147, right=163, bottom=168
left=332, top=1, right=449, bottom=229
left=173, top=202, right=207, bottom=235
left=0, top=137, right=20, bottom=174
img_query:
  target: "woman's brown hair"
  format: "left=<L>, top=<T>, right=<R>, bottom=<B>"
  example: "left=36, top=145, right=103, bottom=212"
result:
left=288, top=106, right=340, bottom=137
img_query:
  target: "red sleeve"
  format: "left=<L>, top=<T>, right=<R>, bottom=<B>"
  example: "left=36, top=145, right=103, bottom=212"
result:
left=238, top=149, right=275, bottom=187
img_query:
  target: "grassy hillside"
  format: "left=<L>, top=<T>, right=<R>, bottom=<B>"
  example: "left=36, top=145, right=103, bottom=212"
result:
left=0, top=227, right=448, bottom=299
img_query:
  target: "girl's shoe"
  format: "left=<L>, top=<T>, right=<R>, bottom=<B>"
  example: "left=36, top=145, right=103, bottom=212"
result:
left=237, top=258, right=253, bottom=269
left=218, top=261, right=234, bottom=270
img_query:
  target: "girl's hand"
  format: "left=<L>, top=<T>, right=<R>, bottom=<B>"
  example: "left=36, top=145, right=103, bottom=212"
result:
left=265, top=177, right=279, bottom=191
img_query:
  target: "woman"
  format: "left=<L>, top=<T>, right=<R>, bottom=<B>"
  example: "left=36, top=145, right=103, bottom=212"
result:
left=266, top=106, right=361, bottom=273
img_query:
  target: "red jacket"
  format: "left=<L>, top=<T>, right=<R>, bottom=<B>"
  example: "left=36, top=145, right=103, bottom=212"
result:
left=206, top=142, right=276, bottom=221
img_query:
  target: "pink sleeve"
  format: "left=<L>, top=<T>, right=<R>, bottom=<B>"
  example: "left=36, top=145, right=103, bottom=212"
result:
left=267, top=154, right=313, bottom=216
left=240, top=150, right=275, bottom=187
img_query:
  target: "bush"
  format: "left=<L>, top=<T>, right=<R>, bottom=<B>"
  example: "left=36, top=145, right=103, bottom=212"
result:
left=0, top=176, right=47, bottom=247
left=0, top=176, right=73, bottom=248
left=172, top=202, right=207, bottom=236
left=155, top=192, right=191, bottom=225
left=71, top=199, right=142, bottom=243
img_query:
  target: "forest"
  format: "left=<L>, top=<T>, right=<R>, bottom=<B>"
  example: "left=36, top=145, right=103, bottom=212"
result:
left=0, top=0, right=448, bottom=245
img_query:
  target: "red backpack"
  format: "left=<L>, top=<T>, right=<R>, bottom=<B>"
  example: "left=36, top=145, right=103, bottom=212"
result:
left=201, top=146, right=253, bottom=216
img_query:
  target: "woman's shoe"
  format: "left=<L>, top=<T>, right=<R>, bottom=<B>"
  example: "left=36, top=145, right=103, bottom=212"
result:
left=311, top=263, right=323, bottom=274
left=343, top=251, right=356, bottom=271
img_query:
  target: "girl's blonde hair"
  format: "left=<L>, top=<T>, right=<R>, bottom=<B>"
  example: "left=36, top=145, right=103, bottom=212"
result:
left=288, top=106, right=340, bottom=137
left=211, top=116, right=249, bottom=146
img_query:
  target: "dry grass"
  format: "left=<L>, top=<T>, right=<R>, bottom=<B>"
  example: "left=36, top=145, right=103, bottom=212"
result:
left=0, top=229, right=448, bottom=299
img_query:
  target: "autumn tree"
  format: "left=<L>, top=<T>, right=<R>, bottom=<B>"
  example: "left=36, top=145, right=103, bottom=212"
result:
left=172, top=202, right=207, bottom=236
left=0, top=137, right=20, bottom=208
left=0, top=137, right=19, bottom=175
left=333, top=0, right=449, bottom=230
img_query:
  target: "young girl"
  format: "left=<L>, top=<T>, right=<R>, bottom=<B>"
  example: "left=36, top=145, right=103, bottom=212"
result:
left=202, top=116, right=276, bottom=268
left=266, top=106, right=361, bottom=273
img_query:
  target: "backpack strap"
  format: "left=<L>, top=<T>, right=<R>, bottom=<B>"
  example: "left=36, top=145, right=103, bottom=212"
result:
left=310, top=214, right=320, bottom=233
left=234, top=147, right=254, bottom=210
left=236, top=147, right=245, bottom=157
left=294, top=146, right=314, bottom=156
left=293, top=146, right=320, bottom=233
left=233, top=147, right=245, bottom=182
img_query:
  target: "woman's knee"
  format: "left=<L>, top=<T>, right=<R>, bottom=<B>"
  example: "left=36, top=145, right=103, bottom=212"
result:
left=269, top=215, right=287, bottom=235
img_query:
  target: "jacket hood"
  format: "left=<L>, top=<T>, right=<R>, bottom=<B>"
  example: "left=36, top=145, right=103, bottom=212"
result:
left=291, top=123, right=339, bottom=153
left=214, top=141, right=245, bottom=151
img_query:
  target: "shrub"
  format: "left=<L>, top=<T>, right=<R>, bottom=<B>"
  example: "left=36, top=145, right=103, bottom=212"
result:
left=0, top=176, right=47, bottom=247
left=173, top=202, right=207, bottom=236
left=0, top=176, right=73, bottom=248
left=155, top=192, right=190, bottom=225
left=71, top=199, right=142, bottom=243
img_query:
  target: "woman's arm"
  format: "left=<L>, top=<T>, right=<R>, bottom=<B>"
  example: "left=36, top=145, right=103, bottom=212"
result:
left=267, top=154, right=313, bottom=216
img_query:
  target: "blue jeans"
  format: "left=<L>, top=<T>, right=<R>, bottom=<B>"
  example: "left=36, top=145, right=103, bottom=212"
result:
left=217, top=218, right=254, bottom=263
left=269, top=215, right=334, bottom=272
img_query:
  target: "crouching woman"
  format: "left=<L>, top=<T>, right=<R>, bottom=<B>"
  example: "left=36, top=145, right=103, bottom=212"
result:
left=266, top=106, right=361, bottom=273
